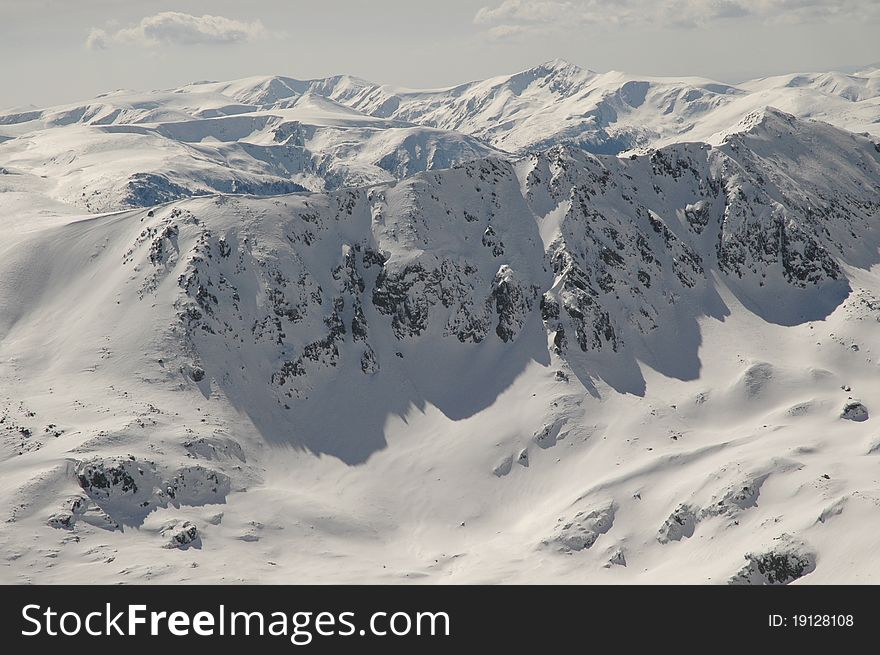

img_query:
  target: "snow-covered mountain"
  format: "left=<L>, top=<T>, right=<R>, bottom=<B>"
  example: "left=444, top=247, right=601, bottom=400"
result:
left=2, top=60, right=879, bottom=214
left=1, top=97, right=878, bottom=583
left=180, top=59, right=880, bottom=154
left=0, top=84, right=499, bottom=212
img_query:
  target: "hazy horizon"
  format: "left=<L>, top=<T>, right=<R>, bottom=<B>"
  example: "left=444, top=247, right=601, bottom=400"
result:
left=2, top=0, right=878, bottom=108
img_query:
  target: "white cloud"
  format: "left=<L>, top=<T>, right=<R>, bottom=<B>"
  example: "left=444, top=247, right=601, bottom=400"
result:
left=475, top=1, right=577, bottom=25
left=474, top=0, right=880, bottom=37
left=86, top=12, right=268, bottom=50
left=85, top=28, right=109, bottom=51
left=486, top=24, right=534, bottom=40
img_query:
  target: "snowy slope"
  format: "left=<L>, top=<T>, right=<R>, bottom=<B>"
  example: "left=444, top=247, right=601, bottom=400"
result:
left=1, top=110, right=878, bottom=583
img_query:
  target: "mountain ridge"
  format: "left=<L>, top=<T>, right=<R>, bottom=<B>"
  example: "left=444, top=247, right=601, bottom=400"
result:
left=2, top=60, right=879, bottom=215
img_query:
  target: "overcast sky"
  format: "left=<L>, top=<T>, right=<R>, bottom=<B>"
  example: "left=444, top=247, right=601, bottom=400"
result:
left=2, top=0, right=878, bottom=108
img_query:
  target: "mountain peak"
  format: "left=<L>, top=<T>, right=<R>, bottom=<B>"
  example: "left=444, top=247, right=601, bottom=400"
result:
left=541, top=57, right=579, bottom=70
left=726, top=106, right=799, bottom=139
left=533, top=58, right=591, bottom=76
left=490, top=58, right=595, bottom=100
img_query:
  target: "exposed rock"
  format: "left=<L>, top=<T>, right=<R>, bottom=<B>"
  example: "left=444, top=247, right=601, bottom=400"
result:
left=533, top=420, right=565, bottom=449
left=606, top=548, right=627, bottom=567
left=729, top=537, right=816, bottom=585
left=658, top=503, right=699, bottom=543
left=841, top=401, right=869, bottom=422
left=491, top=265, right=536, bottom=342
left=46, top=495, right=88, bottom=529
left=74, top=457, right=229, bottom=526
left=164, top=465, right=231, bottom=505
left=702, top=474, right=769, bottom=518
left=75, top=457, right=142, bottom=500
left=481, top=225, right=504, bottom=257
left=492, top=455, right=513, bottom=477
left=162, top=520, right=201, bottom=549
left=548, top=503, right=615, bottom=552
left=47, top=494, right=118, bottom=531
left=47, top=510, right=76, bottom=529
left=360, top=346, right=380, bottom=375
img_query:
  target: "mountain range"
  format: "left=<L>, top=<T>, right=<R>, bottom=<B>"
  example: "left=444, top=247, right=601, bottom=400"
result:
left=2, top=59, right=878, bottom=210
left=0, top=61, right=878, bottom=584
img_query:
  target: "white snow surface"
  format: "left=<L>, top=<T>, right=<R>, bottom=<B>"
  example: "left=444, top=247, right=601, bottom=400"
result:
left=0, top=62, right=879, bottom=584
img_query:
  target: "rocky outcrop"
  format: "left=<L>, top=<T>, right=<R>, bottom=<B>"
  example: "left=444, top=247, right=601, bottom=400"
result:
left=729, top=537, right=817, bottom=585
left=161, top=520, right=201, bottom=549
left=841, top=401, right=869, bottom=422
left=548, top=503, right=616, bottom=552
left=74, top=456, right=230, bottom=526
left=491, top=265, right=538, bottom=342
left=658, top=504, right=699, bottom=543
